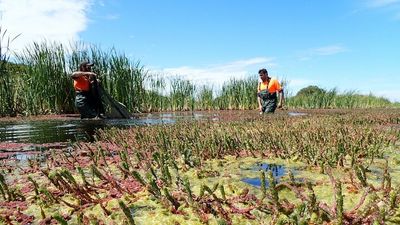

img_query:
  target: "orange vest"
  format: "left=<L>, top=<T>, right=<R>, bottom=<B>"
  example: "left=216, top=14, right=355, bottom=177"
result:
left=73, top=76, right=90, bottom=92
left=258, top=78, right=282, bottom=93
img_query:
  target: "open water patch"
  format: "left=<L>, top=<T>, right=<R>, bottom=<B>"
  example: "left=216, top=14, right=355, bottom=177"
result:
left=288, top=112, right=308, bottom=116
left=241, top=162, right=295, bottom=188
left=0, top=117, right=177, bottom=144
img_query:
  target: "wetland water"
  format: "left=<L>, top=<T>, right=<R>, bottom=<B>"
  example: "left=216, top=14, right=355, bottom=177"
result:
left=0, top=111, right=307, bottom=149
left=0, top=116, right=174, bottom=144
left=241, top=163, right=289, bottom=187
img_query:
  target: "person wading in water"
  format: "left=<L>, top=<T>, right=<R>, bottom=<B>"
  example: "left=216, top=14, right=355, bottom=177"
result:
left=257, top=68, right=284, bottom=114
left=71, top=61, right=105, bottom=119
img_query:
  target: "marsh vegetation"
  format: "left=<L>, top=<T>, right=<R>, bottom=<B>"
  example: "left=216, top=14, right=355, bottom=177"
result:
left=0, top=110, right=399, bottom=224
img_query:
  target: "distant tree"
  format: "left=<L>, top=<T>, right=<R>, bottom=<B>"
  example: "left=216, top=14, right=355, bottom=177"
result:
left=296, top=85, right=326, bottom=97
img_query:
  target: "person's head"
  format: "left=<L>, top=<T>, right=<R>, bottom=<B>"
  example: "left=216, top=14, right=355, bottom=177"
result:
left=79, top=61, right=94, bottom=72
left=258, top=68, right=270, bottom=81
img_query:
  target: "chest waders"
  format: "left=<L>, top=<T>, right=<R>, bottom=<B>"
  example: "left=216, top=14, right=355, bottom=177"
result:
left=75, top=91, right=98, bottom=119
left=258, top=90, right=277, bottom=113
left=90, top=78, right=105, bottom=115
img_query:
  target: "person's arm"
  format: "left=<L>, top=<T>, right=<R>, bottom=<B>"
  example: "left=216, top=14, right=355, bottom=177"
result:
left=71, top=71, right=96, bottom=79
left=258, top=96, right=262, bottom=111
left=257, top=82, right=262, bottom=111
left=277, top=89, right=284, bottom=108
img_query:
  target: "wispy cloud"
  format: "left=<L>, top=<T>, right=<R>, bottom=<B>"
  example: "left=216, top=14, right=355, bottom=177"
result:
left=367, top=0, right=400, bottom=8
left=298, top=44, right=347, bottom=61
left=372, top=90, right=400, bottom=102
left=288, top=78, right=315, bottom=87
left=105, top=14, right=119, bottom=20
left=284, top=78, right=317, bottom=96
left=313, top=45, right=348, bottom=55
left=0, top=0, right=92, bottom=52
left=364, top=0, right=400, bottom=20
left=155, top=57, right=276, bottom=88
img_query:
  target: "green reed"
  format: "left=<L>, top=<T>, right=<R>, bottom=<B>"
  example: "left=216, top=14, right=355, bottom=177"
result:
left=169, top=77, right=196, bottom=111
left=2, top=38, right=399, bottom=116
left=215, top=77, right=258, bottom=110
left=287, top=89, right=394, bottom=109
left=17, top=42, right=73, bottom=114
left=0, top=27, right=20, bottom=116
left=196, top=85, right=214, bottom=110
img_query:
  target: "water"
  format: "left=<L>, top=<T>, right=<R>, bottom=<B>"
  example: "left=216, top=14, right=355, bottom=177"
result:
left=0, top=115, right=177, bottom=144
left=0, top=111, right=307, bottom=148
left=288, top=112, right=307, bottom=116
left=241, top=163, right=289, bottom=187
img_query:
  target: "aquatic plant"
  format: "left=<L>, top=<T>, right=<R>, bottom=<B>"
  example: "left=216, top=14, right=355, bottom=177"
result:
left=0, top=110, right=399, bottom=224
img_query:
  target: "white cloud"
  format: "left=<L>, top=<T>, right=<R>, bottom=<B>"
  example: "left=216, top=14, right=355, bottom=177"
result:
left=105, top=13, right=119, bottom=20
left=364, top=0, right=400, bottom=20
left=369, top=90, right=400, bottom=102
left=298, top=44, right=347, bottom=61
left=313, top=45, right=348, bottom=56
left=367, top=0, right=400, bottom=8
left=156, top=57, right=276, bottom=88
left=0, top=0, right=92, bottom=53
left=288, top=78, right=315, bottom=87
left=284, top=78, right=317, bottom=96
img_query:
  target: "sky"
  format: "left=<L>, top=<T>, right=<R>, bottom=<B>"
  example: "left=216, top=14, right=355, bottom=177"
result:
left=0, top=0, right=399, bottom=101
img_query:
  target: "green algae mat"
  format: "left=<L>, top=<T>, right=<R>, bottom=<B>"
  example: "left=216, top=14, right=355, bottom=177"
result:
left=1, top=109, right=400, bottom=225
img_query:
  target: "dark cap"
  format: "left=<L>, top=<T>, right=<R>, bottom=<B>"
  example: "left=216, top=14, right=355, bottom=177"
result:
left=79, top=61, right=94, bottom=71
left=258, top=68, right=268, bottom=75
left=80, top=61, right=94, bottom=67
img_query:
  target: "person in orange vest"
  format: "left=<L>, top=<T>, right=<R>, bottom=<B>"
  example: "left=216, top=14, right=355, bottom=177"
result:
left=71, top=61, right=105, bottom=119
left=257, top=68, right=284, bottom=114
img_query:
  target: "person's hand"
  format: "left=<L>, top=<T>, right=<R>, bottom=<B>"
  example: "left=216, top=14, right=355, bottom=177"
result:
left=277, top=102, right=283, bottom=109
left=258, top=105, right=262, bottom=112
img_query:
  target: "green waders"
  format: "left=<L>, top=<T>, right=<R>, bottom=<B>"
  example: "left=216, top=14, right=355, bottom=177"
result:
left=75, top=91, right=98, bottom=119
left=258, top=90, right=278, bottom=113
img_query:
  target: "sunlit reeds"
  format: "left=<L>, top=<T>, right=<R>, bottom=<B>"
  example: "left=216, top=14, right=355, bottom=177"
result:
left=1, top=39, right=398, bottom=116
left=0, top=27, right=20, bottom=116
left=286, top=88, right=393, bottom=109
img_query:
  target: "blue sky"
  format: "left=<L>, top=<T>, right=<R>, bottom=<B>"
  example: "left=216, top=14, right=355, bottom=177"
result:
left=1, top=0, right=399, bottom=101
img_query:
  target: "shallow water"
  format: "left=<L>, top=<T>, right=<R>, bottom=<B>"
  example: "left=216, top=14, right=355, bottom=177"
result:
left=241, top=163, right=290, bottom=187
left=0, top=111, right=306, bottom=145
left=288, top=112, right=307, bottom=116
left=0, top=115, right=178, bottom=144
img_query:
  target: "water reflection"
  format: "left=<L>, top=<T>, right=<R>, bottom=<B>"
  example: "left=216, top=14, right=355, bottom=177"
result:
left=0, top=111, right=308, bottom=145
left=0, top=116, right=176, bottom=144
left=241, top=163, right=289, bottom=188
left=288, top=112, right=307, bottom=116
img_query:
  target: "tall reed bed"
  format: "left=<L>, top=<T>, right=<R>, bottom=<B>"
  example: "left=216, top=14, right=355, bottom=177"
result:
left=169, top=77, right=196, bottom=111
left=215, top=77, right=258, bottom=110
left=10, top=42, right=150, bottom=115
left=0, top=27, right=20, bottom=116
left=286, top=89, right=393, bottom=109
left=1, top=39, right=398, bottom=116
left=17, top=42, right=72, bottom=114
